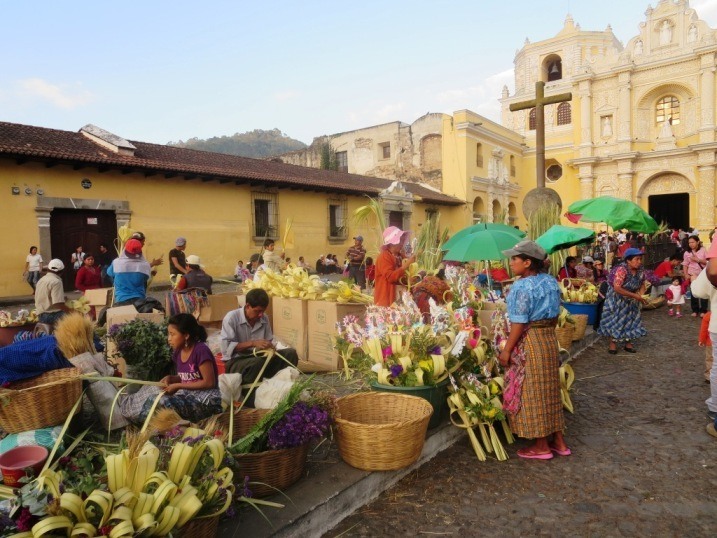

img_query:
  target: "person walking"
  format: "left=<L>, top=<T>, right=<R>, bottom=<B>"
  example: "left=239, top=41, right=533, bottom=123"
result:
left=598, top=248, right=649, bottom=354
left=95, top=243, right=116, bottom=287
left=23, top=246, right=43, bottom=291
left=346, top=235, right=367, bottom=289
left=683, top=235, right=708, bottom=317
left=261, top=239, right=285, bottom=272
left=497, top=240, right=569, bottom=460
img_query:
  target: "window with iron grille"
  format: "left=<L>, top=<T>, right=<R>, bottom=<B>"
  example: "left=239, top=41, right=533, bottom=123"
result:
left=328, top=198, right=348, bottom=239
left=476, top=143, right=484, bottom=167
left=529, top=108, right=536, bottom=130
left=251, top=191, right=279, bottom=238
left=336, top=151, right=348, bottom=172
left=557, top=102, right=571, bottom=125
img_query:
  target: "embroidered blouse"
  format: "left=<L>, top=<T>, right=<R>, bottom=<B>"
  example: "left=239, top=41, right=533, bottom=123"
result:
left=506, top=273, right=561, bottom=324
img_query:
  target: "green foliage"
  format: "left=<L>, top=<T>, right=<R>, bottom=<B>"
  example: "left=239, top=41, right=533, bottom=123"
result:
left=107, top=319, right=172, bottom=382
left=416, top=213, right=448, bottom=272
left=169, top=128, right=306, bottom=158
left=319, top=142, right=338, bottom=170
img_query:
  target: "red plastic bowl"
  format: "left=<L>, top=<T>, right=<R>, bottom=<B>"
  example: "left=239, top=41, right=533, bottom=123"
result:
left=0, top=445, right=48, bottom=486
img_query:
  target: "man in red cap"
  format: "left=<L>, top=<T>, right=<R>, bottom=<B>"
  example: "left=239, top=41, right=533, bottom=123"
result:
left=107, top=238, right=152, bottom=305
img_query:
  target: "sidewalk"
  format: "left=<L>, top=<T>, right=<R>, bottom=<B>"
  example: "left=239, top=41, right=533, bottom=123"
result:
left=226, top=329, right=601, bottom=537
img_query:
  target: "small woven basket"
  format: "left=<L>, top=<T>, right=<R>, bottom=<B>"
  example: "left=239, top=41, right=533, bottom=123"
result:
left=571, top=314, right=589, bottom=341
left=176, top=515, right=219, bottom=538
left=0, top=367, right=82, bottom=434
left=555, top=325, right=575, bottom=351
left=210, top=407, right=269, bottom=444
left=233, top=443, right=309, bottom=498
left=334, top=392, right=432, bottom=471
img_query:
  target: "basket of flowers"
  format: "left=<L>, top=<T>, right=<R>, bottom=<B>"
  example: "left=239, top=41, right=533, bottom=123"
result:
left=0, top=367, right=82, bottom=433
left=334, top=391, right=432, bottom=471
left=228, top=376, right=334, bottom=498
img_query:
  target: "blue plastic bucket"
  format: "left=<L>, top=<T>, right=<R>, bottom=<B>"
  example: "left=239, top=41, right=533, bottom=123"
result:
left=562, top=302, right=598, bottom=325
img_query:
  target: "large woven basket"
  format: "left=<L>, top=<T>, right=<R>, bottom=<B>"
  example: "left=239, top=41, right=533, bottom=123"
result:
left=176, top=515, right=219, bottom=538
left=0, top=367, right=82, bottom=433
left=334, top=392, right=432, bottom=471
left=233, top=443, right=309, bottom=498
left=555, top=325, right=575, bottom=351
left=571, top=314, right=589, bottom=341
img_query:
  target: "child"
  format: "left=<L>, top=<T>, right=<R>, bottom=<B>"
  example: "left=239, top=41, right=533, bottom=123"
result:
left=666, top=276, right=685, bottom=317
left=699, top=311, right=713, bottom=383
left=365, top=256, right=375, bottom=290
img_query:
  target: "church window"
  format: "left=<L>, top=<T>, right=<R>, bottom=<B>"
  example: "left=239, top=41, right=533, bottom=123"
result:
left=656, top=96, right=680, bottom=125
left=379, top=142, right=390, bottom=159
left=335, top=151, right=348, bottom=172
left=510, top=155, right=516, bottom=177
left=328, top=197, right=348, bottom=239
left=476, top=143, right=484, bottom=167
left=529, top=108, right=536, bottom=130
left=557, top=102, right=571, bottom=125
left=547, top=59, right=562, bottom=82
left=546, top=164, right=563, bottom=182
left=251, top=191, right=279, bottom=239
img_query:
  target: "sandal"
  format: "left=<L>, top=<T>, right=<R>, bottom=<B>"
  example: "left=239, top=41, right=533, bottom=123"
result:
left=549, top=445, right=572, bottom=456
left=624, top=345, right=636, bottom=353
left=517, top=447, right=553, bottom=460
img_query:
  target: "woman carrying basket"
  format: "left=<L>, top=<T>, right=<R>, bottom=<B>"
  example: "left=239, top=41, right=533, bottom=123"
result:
left=498, top=240, right=569, bottom=460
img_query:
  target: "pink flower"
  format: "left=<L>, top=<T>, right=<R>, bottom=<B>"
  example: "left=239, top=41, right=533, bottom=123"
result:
left=382, top=346, right=393, bottom=358
left=467, top=338, right=478, bottom=349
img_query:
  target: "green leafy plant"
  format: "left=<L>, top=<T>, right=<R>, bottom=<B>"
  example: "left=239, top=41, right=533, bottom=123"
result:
left=107, top=319, right=172, bottom=381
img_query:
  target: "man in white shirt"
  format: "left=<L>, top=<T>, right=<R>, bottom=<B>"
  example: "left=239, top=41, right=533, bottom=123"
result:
left=34, top=259, right=71, bottom=325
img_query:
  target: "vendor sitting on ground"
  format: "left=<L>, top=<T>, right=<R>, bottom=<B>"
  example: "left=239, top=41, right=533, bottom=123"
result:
left=557, top=256, right=578, bottom=280
left=35, top=259, right=71, bottom=325
left=575, top=256, right=595, bottom=283
left=119, top=313, right=222, bottom=424
left=175, top=255, right=213, bottom=293
left=220, top=288, right=299, bottom=405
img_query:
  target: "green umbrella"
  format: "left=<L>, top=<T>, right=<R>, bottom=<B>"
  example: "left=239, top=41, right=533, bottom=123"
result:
left=443, top=229, right=521, bottom=262
left=535, top=225, right=596, bottom=254
left=566, top=196, right=658, bottom=233
left=442, top=222, right=525, bottom=251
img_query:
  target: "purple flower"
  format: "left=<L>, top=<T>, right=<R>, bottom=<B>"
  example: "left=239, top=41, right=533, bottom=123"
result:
left=267, top=402, right=331, bottom=449
left=382, top=346, right=393, bottom=358
left=431, top=346, right=442, bottom=355
left=389, top=364, right=403, bottom=377
left=242, top=476, right=253, bottom=498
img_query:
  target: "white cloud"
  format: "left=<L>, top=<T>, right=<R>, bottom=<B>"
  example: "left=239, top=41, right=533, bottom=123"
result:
left=693, top=0, right=717, bottom=26
left=273, top=90, right=297, bottom=102
left=346, top=101, right=406, bottom=126
left=435, top=68, right=514, bottom=123
left=17, top=78, right=94, bottom=109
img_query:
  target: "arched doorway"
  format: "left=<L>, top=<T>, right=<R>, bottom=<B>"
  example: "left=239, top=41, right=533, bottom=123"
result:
left=639, top=173, right=694, bottom=230
left=492, top=200, right=503, bottom=223
left=508, top=202, right=517, bottom=226
left=473, top=197, right=486, bottom=223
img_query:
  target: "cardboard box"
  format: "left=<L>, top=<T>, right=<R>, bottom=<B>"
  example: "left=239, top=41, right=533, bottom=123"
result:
left=84, top=287, right=113, bottom=307
left=105, top=305, right=165, bottom=376
left=306, top=301, right=367, bottom=371
left=271, top=297, right=308, bottom=361
left=198, top=293, right=243, bottom=323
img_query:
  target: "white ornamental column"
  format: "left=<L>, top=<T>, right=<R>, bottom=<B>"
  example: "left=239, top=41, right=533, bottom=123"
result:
left=700, top=53, right=715, bottom=143
left=698, top=165, right=716, bottom=229
left=617, top=71, right=632, bottom=148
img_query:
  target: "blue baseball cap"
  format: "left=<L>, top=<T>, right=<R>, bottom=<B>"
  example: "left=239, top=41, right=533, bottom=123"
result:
left=623, top=248, right=643, bottom=259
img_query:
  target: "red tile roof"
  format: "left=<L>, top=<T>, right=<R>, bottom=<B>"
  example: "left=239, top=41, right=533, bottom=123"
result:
left=0, top=121, right=463, bottom=206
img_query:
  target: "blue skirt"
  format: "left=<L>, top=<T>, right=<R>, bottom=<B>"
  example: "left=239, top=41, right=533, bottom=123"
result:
left=597, top=287, right=646, bottom=342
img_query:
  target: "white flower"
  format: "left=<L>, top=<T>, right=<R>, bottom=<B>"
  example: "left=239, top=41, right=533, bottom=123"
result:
left=371, top=363, right=382, bottom=373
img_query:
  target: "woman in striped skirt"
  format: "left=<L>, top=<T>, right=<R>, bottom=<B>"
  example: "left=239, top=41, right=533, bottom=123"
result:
left=498, top=240, right=569, bottom=460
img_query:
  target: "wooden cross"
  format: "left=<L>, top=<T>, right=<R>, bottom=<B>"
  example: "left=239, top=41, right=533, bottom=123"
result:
left=509, top=81, right=572, bottom=188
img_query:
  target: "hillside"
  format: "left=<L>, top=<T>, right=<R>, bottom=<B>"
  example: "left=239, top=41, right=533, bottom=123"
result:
left=168, top=128, right=306, bottom=158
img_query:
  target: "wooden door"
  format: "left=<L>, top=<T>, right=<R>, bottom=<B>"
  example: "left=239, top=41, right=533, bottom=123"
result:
left=50, top=209, right=117, bottom=289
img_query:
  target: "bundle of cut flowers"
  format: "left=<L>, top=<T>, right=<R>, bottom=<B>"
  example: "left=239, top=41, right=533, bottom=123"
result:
left=107, top=318, right=172, bottom=381
left=230, top=375, right=335, bottom=455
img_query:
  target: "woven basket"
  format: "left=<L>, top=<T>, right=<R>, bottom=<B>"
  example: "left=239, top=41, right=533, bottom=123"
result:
left=334, top=392, right=432, bottom=471
left=555, top=325, right=575, bottom=351
left=210, top=407, right=269, bottom=444
left=571, top=314, right=589, bottom=341
left=0, top=367, right=82, bottom=434
left=176, top=515, right=219, bottom=538
left=233, top=443, right=309, bottom=498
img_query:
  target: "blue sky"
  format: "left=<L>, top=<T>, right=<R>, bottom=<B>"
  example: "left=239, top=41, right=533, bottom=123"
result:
left=2, top=0, right=716, bottom=145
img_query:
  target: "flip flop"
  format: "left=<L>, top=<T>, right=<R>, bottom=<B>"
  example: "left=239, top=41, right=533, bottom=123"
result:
left=549, top=446, right=572, bottom=456
left=517, top=448, right=553, bottom=460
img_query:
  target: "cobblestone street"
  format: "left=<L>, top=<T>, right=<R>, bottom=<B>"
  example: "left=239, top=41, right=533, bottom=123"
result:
left=326, top=308, right=717, bottom=537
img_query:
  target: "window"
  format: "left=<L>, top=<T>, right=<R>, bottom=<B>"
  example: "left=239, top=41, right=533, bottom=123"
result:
left=656, top=96, right=680, bottom=125
left=529, top=108, right=536, bottom=130
left=546, top=164, right=563, bottom=182
left=251, top=192, right=278, bottom=238
left=328, top=198, right=348, bottom=239
left=510, top=155, right=516, bottom=177
left=379, top=142, right=390, bottom=159
left=335, top=151, right=348, bottom=172
left=557, top=102, right=571, bottom=125
left=476, top=143, right=484, bottom=167
left=547, top=59, right=562, bottom=81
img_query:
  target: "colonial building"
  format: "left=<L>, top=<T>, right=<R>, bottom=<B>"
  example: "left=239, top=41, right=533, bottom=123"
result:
left=502, top=0, right=717, bottom=230
left=0, top=122, right=463, bottom=297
